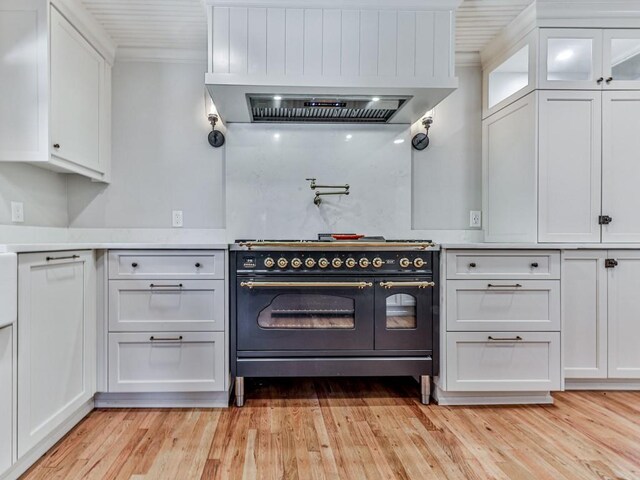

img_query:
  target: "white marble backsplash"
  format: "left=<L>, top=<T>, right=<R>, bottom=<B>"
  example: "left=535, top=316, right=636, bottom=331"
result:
left=226, top=124, right=414, bottom=240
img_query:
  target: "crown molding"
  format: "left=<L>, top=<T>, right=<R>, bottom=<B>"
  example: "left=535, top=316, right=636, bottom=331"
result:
left=204, top=0, right=462, bottom=10
left=116, top=47, right=207, bottom=64
left=480, top=3, right=537, bottom=66
left=537, top=0, right=640, bottom=27
left=455, top=52, right=481, bottom=68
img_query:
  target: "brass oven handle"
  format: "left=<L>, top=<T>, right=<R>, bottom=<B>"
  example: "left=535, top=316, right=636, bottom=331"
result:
left=240, top=281, right=373, bottom=289
left=238, top=241, right=435, bottom=250
left=488, top=336, right=523, bottom=342
left=379, top=281, right=435, bottom=289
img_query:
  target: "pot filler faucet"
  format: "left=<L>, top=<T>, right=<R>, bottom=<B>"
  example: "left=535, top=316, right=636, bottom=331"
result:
left=306, top=178, right=350, bottom=206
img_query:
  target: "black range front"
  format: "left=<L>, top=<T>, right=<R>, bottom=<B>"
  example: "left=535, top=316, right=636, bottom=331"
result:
left=230, top=247, right=439, bottom=406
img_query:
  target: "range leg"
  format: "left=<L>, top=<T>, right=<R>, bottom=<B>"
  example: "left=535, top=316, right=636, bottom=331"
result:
left=420, top=375, right=431, bottom=405
left=235, top=377, right=245, bottom=407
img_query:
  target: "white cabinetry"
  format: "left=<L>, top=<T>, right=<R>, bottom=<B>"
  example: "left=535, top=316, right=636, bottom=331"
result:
left=0, top=325, right=15, bottom=476
left=444, top=251, right=561, bottom=395
left=0, top=0, right=114, bottom=182
left=563, top=250, right=640, bottom=381
left=106, top=251, right=228, bottom=394
left=17, top=251, right=96, bottom=457
left=538, top=91, right=602, bottom=242
left=608, top=252, right=640, bottom=378
left=601, top=92, right=640, bottom=242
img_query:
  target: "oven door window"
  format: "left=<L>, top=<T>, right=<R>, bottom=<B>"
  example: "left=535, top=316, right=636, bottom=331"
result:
left=258, top=294, right=355, bottom=329
left=385, top=294, right=417, bottom=329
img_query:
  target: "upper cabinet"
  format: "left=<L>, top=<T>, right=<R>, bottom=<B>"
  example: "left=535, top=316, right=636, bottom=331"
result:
left=0, top=0, right=114, bottom=182
left=603, top=30, right=640, bottom=89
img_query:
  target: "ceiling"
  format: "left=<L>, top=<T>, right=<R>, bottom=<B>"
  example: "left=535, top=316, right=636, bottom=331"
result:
left=81, top=0, right=534, bottom=58
left=456, top=0, right=535, bottom=53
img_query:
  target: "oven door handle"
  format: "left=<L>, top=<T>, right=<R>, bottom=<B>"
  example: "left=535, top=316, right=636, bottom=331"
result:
left=379, top=281, right=435, bottom=289
left=240, top=281, right=373, bottom=289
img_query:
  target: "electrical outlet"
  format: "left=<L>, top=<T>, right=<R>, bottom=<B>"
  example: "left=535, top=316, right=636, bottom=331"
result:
left=470, top=210, right=482, bottom=228
left=172, top=210, right=183, bottom=228
left=11, top=202, right=24, bottom=223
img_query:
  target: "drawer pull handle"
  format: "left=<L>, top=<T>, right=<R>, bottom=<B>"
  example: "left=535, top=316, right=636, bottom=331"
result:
left=487, top=283, right=522, bottom=288
left=149, top=283, right=183, bottom=288
left=531, top=262, right=539, bottom=268
left=195, top=262, right=202, bottom=268
left=149, top=335, right=183, bottom=342
left=131, top=262, right=138, bottom=268
left=488, top=336, right=523, bottom=342
left=46, top=255, right=79, bottom=261
left=469, top=262, right=476, bottom=268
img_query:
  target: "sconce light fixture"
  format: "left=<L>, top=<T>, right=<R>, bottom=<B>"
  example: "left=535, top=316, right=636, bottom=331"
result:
left=412, top=115, right=433, bottom=151
left=208, top=114, right=225, bottom=148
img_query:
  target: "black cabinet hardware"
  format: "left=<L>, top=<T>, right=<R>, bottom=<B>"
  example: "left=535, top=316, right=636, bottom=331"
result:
left=52, top=143, right=60, bottom=149
left=599, top=215, right=612, bottom=225
left=531, top=262, right=539, bottom=268
left=149, top=283, right=183, bottom=288
left=597, top=77, right=604, bottom=84
left=131, top=262, right=138, bottom=268
left=487, top=283, right=522, bottom=288
left=46, top=255, right=79, bottom=261
left=195, top=262, right=201, bottom=268
left=605, top=259, right=618, bottom=268
left=469, top=262, right=476, bottom=268
left=149, top=335, right=183, bottom=342
left=606, top=76, right=613, bottom=84
left=488, top=336, right=523, bottom=341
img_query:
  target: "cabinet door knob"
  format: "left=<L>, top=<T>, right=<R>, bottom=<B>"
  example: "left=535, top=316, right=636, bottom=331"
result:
left=531, top=262, right=539, bottom=268
left=195, top=262, right=201, bottom=268
left=53, top=143, right=60, bottom=149
left=606, top=77, right=613, bottom=84
left=131, top=262, right=138, bottom=268
left=597, top=77, right=604, bottom=84
left=469, top=262, right=476, bottom=268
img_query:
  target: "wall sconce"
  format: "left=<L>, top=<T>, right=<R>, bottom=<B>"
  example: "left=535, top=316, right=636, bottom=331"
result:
left=208, top=114, right=225, bottom=148
left=412, top=115, right=433, bottom=151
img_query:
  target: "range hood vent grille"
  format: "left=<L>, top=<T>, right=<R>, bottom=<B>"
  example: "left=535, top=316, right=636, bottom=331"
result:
left=248, top=95, right=410, bottom=123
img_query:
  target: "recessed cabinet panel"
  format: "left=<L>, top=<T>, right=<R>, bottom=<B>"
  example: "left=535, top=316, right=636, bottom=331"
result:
left=539, top=29, right=603, bottom=90
left=447, top=280, right=560, bottom=332
left=50, top=7, right=104, bottom=175
left=447, top=251, right=560, bottom=280
left=608, top=252, right=640, bottom=379
left=446, top=332, right=561, bottom=392
left=488, top=46, right=529, bottom=110
left=0, top=325, right=13, bottom=474
left=602, top=92, right=640, bottom=243
left=562, top=252, right=608, bottom=379
left=538, top=91, right=602, bottom=243
left=109, top=251, right=223, bottom=280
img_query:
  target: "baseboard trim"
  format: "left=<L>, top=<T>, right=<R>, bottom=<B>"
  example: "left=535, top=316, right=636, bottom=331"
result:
left=1, top=399, right=94, bottom=480
left=565, top=379, right=640, bottom=391
left=433, top=386, right=554, bottom=406
left=95, top=391, right=232, bottom=408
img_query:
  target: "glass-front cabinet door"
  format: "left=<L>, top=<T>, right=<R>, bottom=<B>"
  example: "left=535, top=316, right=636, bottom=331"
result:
left=603, top=30, right=640, bottom=89
left=539, top=29, right=603, bottom=89
left=374, top=278, right=434, bottom=351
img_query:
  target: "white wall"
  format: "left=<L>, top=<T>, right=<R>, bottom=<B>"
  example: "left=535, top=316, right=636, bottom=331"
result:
left=412, top=66, right=483, bottom=231
left=0, top=163, right=68, bottom=227
left=67, top=61, right=226, bottom=229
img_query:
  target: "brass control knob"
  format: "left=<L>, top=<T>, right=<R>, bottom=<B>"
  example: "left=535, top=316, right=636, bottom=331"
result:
left=305, top=258, right=316, bottom=268
left=264, top=257, right=275, bottom=268
left=413, top=258, right=425, bottom=268
left=318, top=258, right=329, bottom=269
left=399, top=258, right=411, bottom=268
left=277, top=258, right=288, bottom=269
left=345, top=258, right=356, bottom=269
left=291, top=258, right=302, bottom=269
left=372, top=257, right=384, bottom=268
left=359, top=258, right=370, bottom=268
left=332, top=258, right=343, bottom=268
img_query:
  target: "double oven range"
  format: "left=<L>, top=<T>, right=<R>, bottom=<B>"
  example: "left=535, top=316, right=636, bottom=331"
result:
left=229, top=238, right=439, bottom=406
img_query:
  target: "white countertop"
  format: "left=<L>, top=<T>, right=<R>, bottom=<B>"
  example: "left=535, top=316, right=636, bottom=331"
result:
left=0, top=242, right=229, bottom=253
left=441, top=243, right=640, bottom=250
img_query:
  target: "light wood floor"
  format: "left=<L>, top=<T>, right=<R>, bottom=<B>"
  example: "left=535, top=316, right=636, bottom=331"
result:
left=22, top=378, right=640, bottom=480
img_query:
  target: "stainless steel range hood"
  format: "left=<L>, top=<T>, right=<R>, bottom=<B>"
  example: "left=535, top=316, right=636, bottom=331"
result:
left=248, top=95, right=409, bottom=123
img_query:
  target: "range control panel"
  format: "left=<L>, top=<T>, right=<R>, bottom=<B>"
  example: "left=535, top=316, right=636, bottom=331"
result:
left=236, top=251, right=433, bottom=274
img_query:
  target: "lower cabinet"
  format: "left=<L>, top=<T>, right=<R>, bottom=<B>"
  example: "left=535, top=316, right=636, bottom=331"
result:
left=563, top=250, right=640, bottom=380
left=108, top=332, right=225, bottom=393
left=0, top=325, right=14, bottom=476
left=17, top=251, right=96, bottom=457
left=446, top=332, right=561, bottom=392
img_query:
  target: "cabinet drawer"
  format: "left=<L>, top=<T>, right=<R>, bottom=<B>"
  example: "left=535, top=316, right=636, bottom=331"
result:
left=109, top=280, right=225, bottom=332
left=108, top=332, right=225, bottom=393
left=446, top=251, right=560, bottom=279
left=446, top=332, right=560, bottom=392
left=446, top=280, right=560, bottom=331
left=108, top=250, right=224, bottom=280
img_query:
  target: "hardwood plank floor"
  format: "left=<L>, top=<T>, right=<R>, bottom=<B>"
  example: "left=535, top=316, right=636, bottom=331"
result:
left=21, top=378, right=640, bottom=480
